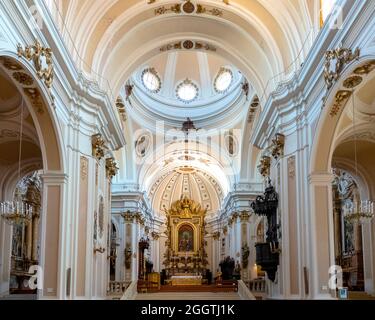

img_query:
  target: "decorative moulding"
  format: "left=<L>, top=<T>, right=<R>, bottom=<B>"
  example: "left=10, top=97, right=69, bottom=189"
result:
left=160, top=40, right=216, bottom=52
left=17, top=40, right=54, bottom=89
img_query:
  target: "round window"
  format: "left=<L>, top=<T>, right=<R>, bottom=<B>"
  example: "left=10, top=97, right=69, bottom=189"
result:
left=141, top=68, right=161, bottom=93
left=214, top=68, right=233, bottom=93
left=176, top=79, right=199, bottom=103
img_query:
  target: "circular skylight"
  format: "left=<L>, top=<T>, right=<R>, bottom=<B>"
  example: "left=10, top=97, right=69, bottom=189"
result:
left=141, top=68, right=161, bottom=93
left=176, top=79, right=199, bottom=103
left=214, top=68, right=233, bottom=93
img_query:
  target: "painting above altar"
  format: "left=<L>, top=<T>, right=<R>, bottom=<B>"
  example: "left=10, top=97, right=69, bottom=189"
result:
left=178, top=224, right=194, bottom=252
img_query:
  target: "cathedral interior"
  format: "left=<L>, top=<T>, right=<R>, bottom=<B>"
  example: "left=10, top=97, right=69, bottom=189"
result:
left=0, top=0, right=375, bottom=301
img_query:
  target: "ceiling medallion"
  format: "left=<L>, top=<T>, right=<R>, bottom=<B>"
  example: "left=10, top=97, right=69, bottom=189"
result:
left=183, top=40, right=194, bottom=50
left=353, top=60, right=375, bottom=75
left=13, top=72, right=34, bottom=86
left=160, top=40, right=216, bottom=52
left=182, top=1, right=196, bottom=14
left=343, top=75, right=363, bottom=89
left=154, top=2, right=222, bottom=17
left=330, top=90, right=352, bottom=117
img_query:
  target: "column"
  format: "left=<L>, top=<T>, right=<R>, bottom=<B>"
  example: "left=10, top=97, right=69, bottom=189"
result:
left=131, top=221, right=139, bottom=281
left=39, top=172, right=68, bottom=299
left=240, top=212, right=251, bottom=281
left=308, top=172, right=335, bottom=299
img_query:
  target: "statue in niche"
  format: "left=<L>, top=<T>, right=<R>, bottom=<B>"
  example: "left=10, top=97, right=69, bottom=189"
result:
left=178, top=225, right=194, bottom=252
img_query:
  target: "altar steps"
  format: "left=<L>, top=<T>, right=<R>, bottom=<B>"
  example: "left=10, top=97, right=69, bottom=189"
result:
left=136, top=292, right=241, bottom=300
left=158, top=285, right=237, bottom=293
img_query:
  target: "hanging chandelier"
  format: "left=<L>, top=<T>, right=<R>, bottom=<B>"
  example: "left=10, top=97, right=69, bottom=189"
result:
left=0, top=97, right=33, bottom=226
left=344, top=200, right=374, bottom=224
left=342, top=86, right=374, bottom=224
left=0, top=190, right=33, bottom=226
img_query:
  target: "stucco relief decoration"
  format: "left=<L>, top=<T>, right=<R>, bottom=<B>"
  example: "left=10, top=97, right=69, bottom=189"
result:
left=135, top=134, right=151, bottom=158
left=105, top=158, right=119, bottom=179
left=224, top=131, right=238, bottom=157
left=248, top=96, right=260, bottom=123
left=154, top=1, right=223, bottom=16
left=12, top=72, right=34, bottom=86
left=23, top=88, right=44, bottom=114
left=271, top=133, right=285, bottom=160
left=116, top=96, right=127, bottom=121
left=80, top=156, right=88, bottom=181
left=92, top=134, right=107, bottom=160
left=212, top=231, right=221, bottom=241
left=353, top=60, right=375, bottom=75
left=93, top=211, right=98, bottom=242
left=98, top=196, right=104, bottom=239
left=329, top=90, right=352, bottom=117
left=17, top=40, right=54, bottom=89
left=0, top=57, right=23, bottom=71
left=258, top=156, right=271, bottom=177
left=160, top=40, right=216, bottom=52
left=343, top=75, right=363, bottom=89
left=288, top=156, right=296, bottom=178
left=323, top=46, right=360, bottom=91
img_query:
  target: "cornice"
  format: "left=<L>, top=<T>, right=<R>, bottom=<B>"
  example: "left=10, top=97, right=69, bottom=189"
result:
left=251, top=0, right=371, bottom=148
left=7, top=0, right=126, bottom=151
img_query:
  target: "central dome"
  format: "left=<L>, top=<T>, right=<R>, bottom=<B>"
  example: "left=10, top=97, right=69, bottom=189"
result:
left=129, top=51, right=245, bottom=122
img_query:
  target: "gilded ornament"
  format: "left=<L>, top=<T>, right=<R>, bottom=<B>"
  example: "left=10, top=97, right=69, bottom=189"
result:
left=12, top=72, right=34, bottom=86
left=258, top=156, right=271, bottom=177
left=116, top=96, right=127, bottom=121
left=240, top=211, right=250, bottom=222
left=91, top=134, right=107, bottom=160
left=17, top=40, right=54, bottom=89
left=343, top=75, right=363, bottom=89
left=330, top=90, right=352, bottom=117
left=271, top=133, right=285, bottom=160
left=212, top=231, right=221, bottom=240
left=105, top=158, right=119, bottom=179
left=323, top=46, right=360, bottom=90
left=23, top=87, right=44, bottom=114
left=0, top=57, right=23, bottom=71
left=353, top=60, right=375, bottom=75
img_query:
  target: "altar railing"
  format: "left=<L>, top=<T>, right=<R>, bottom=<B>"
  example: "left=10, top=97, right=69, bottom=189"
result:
left=248, top=279, right=266, bottom=293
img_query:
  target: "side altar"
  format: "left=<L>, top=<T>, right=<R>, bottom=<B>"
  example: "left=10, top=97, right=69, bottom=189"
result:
left=163, top=197, right=209, bottom=281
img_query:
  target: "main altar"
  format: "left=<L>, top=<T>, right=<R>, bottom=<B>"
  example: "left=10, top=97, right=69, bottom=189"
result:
left=163, top=197, right=209, bottom=284
left=171, top=275, right=202, bottom=286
